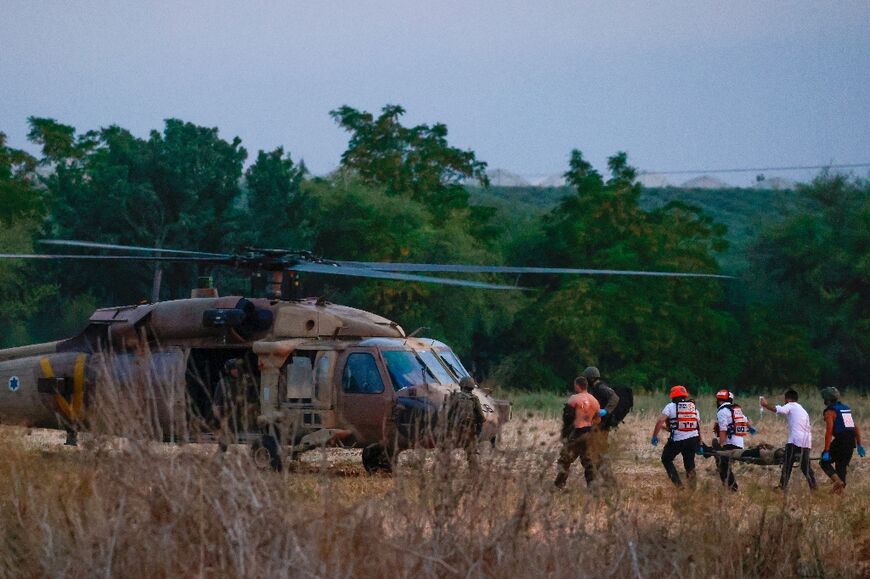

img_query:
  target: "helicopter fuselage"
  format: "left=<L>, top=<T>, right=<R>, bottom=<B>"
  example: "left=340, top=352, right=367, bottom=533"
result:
left=0, top=295, right=510, bottom=459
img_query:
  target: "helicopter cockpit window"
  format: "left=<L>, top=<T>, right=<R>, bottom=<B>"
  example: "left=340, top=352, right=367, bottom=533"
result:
left=436, top=349, right=471, bottom=379
left=417, top=350, right=455, bottom=385
left=382, top=350, right=440, bottom=390
left=342, top=353, right=385, bottom=394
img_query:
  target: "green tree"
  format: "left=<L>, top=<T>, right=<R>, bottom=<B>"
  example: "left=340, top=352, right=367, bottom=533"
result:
left=496, top=150, right=738, bottom=390
left=0, top=132, right=56, bottom=346
left=28, top=117, right=248, bottom=303
left=737, top=306, right=823, bottom=387
left=240, top=147, right=308, bottom=250
left=748, top=174, right=870, bottom=388
left=0, top=132, right=42, bottom=220
left=330, top=105, right=493, bottom=230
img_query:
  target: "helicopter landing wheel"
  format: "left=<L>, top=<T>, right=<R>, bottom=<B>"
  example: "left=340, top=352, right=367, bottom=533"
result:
left=362, top=444, right=393, bottom=474
left=251, top=435, right=283, bottom=471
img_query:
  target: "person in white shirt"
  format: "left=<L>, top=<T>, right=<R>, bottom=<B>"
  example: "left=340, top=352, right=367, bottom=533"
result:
left=760, top=389, right=817, bottom=491
left=714, top=389, right=755, bottom=491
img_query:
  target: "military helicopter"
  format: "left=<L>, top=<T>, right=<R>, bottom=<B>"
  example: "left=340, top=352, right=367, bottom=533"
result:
left=0, top=240, right=730, bottom=471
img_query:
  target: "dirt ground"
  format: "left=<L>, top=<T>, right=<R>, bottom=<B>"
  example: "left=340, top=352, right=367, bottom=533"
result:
left=9, top=404, right=868, bottom=499
left=2, top=398, right=869, bottom=578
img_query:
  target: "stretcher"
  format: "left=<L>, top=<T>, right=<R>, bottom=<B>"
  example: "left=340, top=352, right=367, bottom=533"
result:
left=699, top=441, right=821, bottom=465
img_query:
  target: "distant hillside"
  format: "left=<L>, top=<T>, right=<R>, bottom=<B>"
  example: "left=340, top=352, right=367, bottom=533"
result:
left=469, top=185, right=807, bottom=272
left=469, top=186, right=569, bottom=215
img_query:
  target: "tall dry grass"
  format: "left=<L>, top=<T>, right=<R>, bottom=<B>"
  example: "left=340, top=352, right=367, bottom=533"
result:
left=1, top=383, right=868, bottom=578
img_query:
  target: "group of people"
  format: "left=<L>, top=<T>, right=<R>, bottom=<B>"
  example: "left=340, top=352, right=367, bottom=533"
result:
left=651, top=385, right=864, bottom=493
left=556, top=374, right=865, bottom=494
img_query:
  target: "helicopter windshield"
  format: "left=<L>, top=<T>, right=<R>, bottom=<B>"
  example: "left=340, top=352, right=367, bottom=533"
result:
left=382, top=350, right=441, bottom=389
left=417, top=350, right=456, bottom=385
left=436, top=349, right=471, bottom=379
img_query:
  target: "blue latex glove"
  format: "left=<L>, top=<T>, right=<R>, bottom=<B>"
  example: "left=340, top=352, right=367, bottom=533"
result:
left=696, top=446, right=704, bottom=456
left=748, top=426, right=757, bottom=435
left=598, top=409, right=608, bottom=417
left=650, top=435, right=658, bottom=447
left=858, top=445, right=866, bottom=458
left=821, top=451, right=830, bottom=462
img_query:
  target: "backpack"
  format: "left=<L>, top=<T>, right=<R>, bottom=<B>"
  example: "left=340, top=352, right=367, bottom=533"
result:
left=604, top=384, right=634, bottom=429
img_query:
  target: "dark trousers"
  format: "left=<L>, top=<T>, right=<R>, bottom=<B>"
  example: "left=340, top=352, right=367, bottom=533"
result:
left=716, top=443, right=740, bottom=491
left=555, top=427, right=597, bottom=488
left=820, top=434, right=855, bottom=485
left=780, top=443, right=817, bottom=490
left=661, top=437, right=699, bottom=487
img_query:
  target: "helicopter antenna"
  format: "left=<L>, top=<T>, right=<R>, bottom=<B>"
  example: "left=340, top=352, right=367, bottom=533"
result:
left=404, top=326, right=430, bottom=346
left=406, top=326, right=430, bottom=339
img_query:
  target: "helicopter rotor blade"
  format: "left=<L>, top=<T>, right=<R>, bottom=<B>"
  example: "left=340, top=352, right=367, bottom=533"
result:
left=40, top=239, right=231, bottom=258
left=0, top=253, right=228, bottom=263
left=293, top=262, right=523, bottom=290
left=337, top=262, right=733, bottom=280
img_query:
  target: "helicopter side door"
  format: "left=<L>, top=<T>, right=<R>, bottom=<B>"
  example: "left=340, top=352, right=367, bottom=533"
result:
left=336, top=349, right=392, bottom=445
left=278, top=348, right=336, bottom=432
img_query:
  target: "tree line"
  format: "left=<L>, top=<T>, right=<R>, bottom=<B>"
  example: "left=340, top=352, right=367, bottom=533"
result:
left=0, top=106, right=867, bottom=392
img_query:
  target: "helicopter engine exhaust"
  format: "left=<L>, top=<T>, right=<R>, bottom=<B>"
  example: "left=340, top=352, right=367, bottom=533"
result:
left=145, top=297, right=273, bottom=342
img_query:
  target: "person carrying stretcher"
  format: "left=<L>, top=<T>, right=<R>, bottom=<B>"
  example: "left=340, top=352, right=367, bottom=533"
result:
left=712, top=389, right=756, bottom=491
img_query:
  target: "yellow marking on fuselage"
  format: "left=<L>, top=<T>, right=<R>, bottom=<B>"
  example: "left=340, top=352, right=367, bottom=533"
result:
left=71, top=354, right=86, bottom=420
left=40, top=355, right=87, bottom=421
left=39, top=357, right=55, bottom=379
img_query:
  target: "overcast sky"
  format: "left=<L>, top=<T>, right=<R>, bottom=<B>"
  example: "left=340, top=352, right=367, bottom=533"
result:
left=2, top=1, right=868, bottom=185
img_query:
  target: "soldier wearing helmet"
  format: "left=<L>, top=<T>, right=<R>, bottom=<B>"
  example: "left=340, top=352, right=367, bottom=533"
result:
left=582, top=366, right=620, bottom=484
left=819, top=387, right=865, bottom=493
left=582, top=367, right=620, bottom=419
left=444, top=376, right=485, bottom=467
left=713, top=389, right=755, bottom=491
left=650, top=385, right=702, bottom=487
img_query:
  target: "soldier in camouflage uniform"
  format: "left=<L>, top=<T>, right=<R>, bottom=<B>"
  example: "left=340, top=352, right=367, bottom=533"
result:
left=445, top=376, right=485, bottom=467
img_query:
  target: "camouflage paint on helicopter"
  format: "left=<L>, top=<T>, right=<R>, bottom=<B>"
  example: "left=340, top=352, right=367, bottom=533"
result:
left=0, top=294, right=509, bottom=471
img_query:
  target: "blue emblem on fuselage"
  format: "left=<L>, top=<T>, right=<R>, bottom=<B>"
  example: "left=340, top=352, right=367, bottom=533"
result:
left=8, top=376, right=20, bottom=392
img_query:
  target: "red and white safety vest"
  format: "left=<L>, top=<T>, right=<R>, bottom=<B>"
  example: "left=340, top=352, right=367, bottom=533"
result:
left=728, top=405, right=750, bottom=437
left=669, top=400, right=699, bottom=432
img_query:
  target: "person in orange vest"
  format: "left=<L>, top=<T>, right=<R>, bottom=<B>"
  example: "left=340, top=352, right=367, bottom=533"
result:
left=651, top=385, right=702, bottom=488
left=554, top=376, right=602, bottom=489
left=713, top=389, right=756, bottom=491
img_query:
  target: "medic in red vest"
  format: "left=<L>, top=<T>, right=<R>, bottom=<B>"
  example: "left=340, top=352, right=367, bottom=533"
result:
left=651, top=385, right=702, bottom=488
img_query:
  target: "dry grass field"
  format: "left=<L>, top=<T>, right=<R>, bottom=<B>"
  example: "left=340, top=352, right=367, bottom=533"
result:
left=1, top=389, right=868, bottom=578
